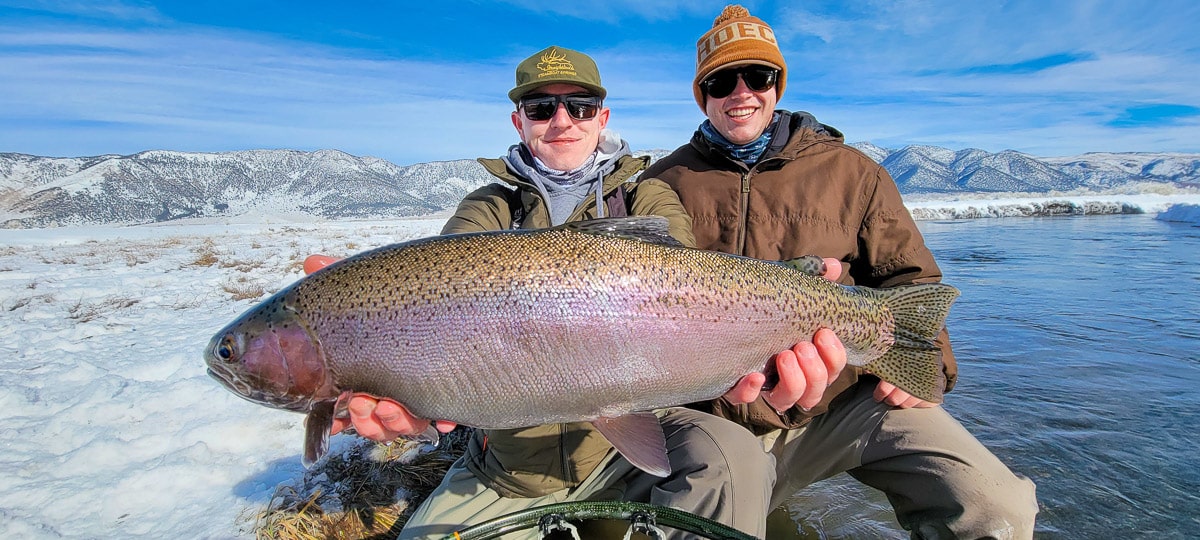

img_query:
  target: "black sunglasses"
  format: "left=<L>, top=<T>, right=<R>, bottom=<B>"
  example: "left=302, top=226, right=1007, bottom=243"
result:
left=701, top=66, right=779, bottom=99
left=518, top=93, right=603, bottom=121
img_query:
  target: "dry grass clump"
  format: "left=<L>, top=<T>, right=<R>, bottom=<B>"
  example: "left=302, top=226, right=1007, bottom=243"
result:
left=121, top=247, right=150, bottom=267
left=191, top=240, right=220, bottom=267
left=253, top=428, right=470, bottom=540
left=222, top=277, right=268, bottom=301
left=67, top=296, right=139, bottom=322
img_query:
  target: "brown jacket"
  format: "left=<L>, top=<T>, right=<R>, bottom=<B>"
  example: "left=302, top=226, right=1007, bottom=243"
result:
left=442, top=152, right=696, bottom=497
left=643, top=110, right=957, bottom=433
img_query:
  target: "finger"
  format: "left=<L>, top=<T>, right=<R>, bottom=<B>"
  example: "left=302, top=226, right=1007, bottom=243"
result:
left=373, top=399, right=432, bottom=438
left=724, top=372, right=766, bottom=405
left=813, top=328, right=847, bottom=380
left=347, top=395, right=398, bottom=442
left=303, top=255, right=341, bottom=275
left=433, top=420, right=458, bottom=433
left=820, top=258, right=843, bottom=282
left=765, top=348, right=805, bottom=412
left=330, top=416, right=352, bottom=436
left=899, top=395, right=924, bottom=409
left=874, top=380, right=896, bottom=404
left=794, top=342, right=827, bottom=410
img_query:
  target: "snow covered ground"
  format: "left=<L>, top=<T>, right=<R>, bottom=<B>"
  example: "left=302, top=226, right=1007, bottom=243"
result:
left=1, top=196, right=1198, bottom=538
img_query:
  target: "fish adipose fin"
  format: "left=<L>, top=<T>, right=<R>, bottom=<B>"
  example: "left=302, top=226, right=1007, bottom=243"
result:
left=778, top=255, right=827, bottom=277
left=591, top=412, right=671, bottom=477
left=864, top=283, right=961, bottom=404
left=303, top=400, right=336, bottom=467
left=561, top=217, right=684, bottom=248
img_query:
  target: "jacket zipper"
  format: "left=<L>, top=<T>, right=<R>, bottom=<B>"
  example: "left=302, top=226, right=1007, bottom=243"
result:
left=738, top=170, right=751, bottom=255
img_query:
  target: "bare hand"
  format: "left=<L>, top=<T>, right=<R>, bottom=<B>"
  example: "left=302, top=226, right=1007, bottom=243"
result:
left=303, top=260, right=459, bottom=441
left=729, top=328, right=847, bottom=410
left=873, top=381, right=938, bottom=409
left=723, top=258, right=847, bottom=411
left=330, top=393, right=457, bottom=440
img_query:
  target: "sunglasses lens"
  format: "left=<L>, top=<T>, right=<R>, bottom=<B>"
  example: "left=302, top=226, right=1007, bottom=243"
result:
left=742, top=68, right=777, bottom=92
left=702, top=67, right=778, bottom=99
left=565, top=98, right=601, bottom=120
left=702, top=72, right=738, bottom=99
left=520, top=94, right=601, bottom=121
left=523, top=100, right=555, bottom=121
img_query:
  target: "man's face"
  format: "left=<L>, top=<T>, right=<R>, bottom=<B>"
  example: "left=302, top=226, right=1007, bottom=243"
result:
left=702, top=67, right=778, bottom=146
left=512, top=83, right=609, bottom=171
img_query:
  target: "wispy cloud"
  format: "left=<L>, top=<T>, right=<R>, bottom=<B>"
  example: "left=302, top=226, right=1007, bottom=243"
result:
left=1108, top=104, right=1200, bottom=128
left=1, top=0, right=167, bottom=23
left=923, top=52, right=1097, bottom=76
left=2, top=1, right=1199, bottom=160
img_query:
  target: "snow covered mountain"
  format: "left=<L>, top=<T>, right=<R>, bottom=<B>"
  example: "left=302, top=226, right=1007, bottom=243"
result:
left=0, top=150, right=496, bottom=228
left=2, top=145, right=1198, bottom=228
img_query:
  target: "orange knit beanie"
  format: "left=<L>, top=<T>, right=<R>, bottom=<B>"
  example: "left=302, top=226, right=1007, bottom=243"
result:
left=693, top=5, right=787, bottom=110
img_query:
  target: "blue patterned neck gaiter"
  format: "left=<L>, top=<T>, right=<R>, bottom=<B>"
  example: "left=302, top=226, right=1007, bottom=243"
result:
left=700, top=112, right=781, bottom=165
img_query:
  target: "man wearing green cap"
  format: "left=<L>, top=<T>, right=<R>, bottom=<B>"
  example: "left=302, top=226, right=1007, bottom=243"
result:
left=331, top=45, right=832, bottom=539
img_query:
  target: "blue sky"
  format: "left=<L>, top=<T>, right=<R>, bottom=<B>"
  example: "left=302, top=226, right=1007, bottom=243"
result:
left=3, top=1, right=1199, bottom=165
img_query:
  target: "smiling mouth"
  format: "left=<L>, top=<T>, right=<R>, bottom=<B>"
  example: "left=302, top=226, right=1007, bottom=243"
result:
left=727, top=107, right=757, bottom=119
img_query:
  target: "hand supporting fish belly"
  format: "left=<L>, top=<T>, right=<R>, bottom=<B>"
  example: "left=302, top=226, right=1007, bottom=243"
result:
left=205, top=217, right=958, bottom=476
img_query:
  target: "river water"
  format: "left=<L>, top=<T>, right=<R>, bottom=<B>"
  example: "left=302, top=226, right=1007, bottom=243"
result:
left=777, top=214, right=1200, bottom=539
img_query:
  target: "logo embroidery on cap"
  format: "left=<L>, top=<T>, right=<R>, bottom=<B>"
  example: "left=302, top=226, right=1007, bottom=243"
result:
left=537, top=48, right=577, bottom=79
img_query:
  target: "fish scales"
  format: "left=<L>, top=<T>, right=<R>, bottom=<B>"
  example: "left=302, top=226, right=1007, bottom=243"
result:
left=205, top=217, right=959, bottom=474
left=307, top=230, right=839, bottom=425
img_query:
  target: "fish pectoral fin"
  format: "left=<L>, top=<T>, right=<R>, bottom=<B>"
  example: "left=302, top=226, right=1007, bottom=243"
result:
left=302, top=400, right=336, bottom=468
left=403, top=424, right=442, bottom=447
left=591, top=412, right=671, bottom=478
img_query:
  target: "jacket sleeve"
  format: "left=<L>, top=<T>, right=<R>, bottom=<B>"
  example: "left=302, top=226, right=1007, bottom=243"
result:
left=627, top=178, right=698, bottom=248
left=440, top=183, right=514, bottom=234
left=857, top=165, right=958, bottom=393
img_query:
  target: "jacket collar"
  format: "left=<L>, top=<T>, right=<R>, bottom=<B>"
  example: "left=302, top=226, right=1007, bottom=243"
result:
left=689, top=110, right=845, bottom=168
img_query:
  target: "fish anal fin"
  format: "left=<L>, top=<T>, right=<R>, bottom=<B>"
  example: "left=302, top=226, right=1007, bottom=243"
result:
left=303, top=400, right=336, bottom=468
left=591, top=412, right=671, bottom=477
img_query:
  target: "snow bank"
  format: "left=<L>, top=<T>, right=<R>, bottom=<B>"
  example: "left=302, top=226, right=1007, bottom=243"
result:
left=1156, top=204, right=1200, bottom=225
left=903, top=191, right=1200, bottom=220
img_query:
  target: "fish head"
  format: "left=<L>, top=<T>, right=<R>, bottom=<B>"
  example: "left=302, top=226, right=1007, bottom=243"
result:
left=205, top=294, right=338, bottom=412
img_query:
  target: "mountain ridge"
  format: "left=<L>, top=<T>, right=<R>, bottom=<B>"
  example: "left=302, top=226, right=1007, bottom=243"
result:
left=2, top=145, right=1198, bottom=228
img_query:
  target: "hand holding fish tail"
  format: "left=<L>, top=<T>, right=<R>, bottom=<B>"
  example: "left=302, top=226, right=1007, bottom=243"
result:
left=873, top=381, right=938, bottom=409
left=331, top=392, right=457, bottom=441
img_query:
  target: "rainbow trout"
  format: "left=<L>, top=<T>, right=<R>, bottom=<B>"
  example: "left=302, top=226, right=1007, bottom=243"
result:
left=205, top=217, right=959, bottom=476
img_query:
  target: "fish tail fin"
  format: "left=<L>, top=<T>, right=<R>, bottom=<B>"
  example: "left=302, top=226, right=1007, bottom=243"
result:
left=865, top=283, right=960, bottom=404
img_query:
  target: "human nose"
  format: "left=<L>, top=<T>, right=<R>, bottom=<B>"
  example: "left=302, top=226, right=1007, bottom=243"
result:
left=548, top=103, right=573, bottom=127
left=728, top=74, right=753, bottom=97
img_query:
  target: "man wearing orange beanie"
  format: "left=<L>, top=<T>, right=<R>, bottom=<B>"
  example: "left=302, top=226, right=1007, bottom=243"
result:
left=644, top=5, right=1039, bottom=539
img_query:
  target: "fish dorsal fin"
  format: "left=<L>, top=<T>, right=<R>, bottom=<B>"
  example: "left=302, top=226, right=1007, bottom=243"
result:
left=558, top=217, right=683, bottom=247
left=777, top=255, right=828, bottom=277
left=302, top=400, right=336, bottom=467
left=591, top=412, right=671, bottom=477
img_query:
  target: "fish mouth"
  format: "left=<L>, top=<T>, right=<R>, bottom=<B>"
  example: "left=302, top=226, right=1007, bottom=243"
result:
left=206, top=365, right=311, bottom=412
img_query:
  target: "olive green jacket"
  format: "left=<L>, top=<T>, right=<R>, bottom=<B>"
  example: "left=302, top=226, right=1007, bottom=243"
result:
left=441, top=152, right=695, bottom=498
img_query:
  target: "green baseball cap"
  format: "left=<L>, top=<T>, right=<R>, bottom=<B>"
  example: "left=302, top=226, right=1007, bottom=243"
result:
left=508, top=45, right=607, bottom=103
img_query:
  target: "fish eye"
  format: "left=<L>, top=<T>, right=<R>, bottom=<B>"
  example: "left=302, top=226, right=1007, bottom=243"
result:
left=216, top=336, right=237, bottom=362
